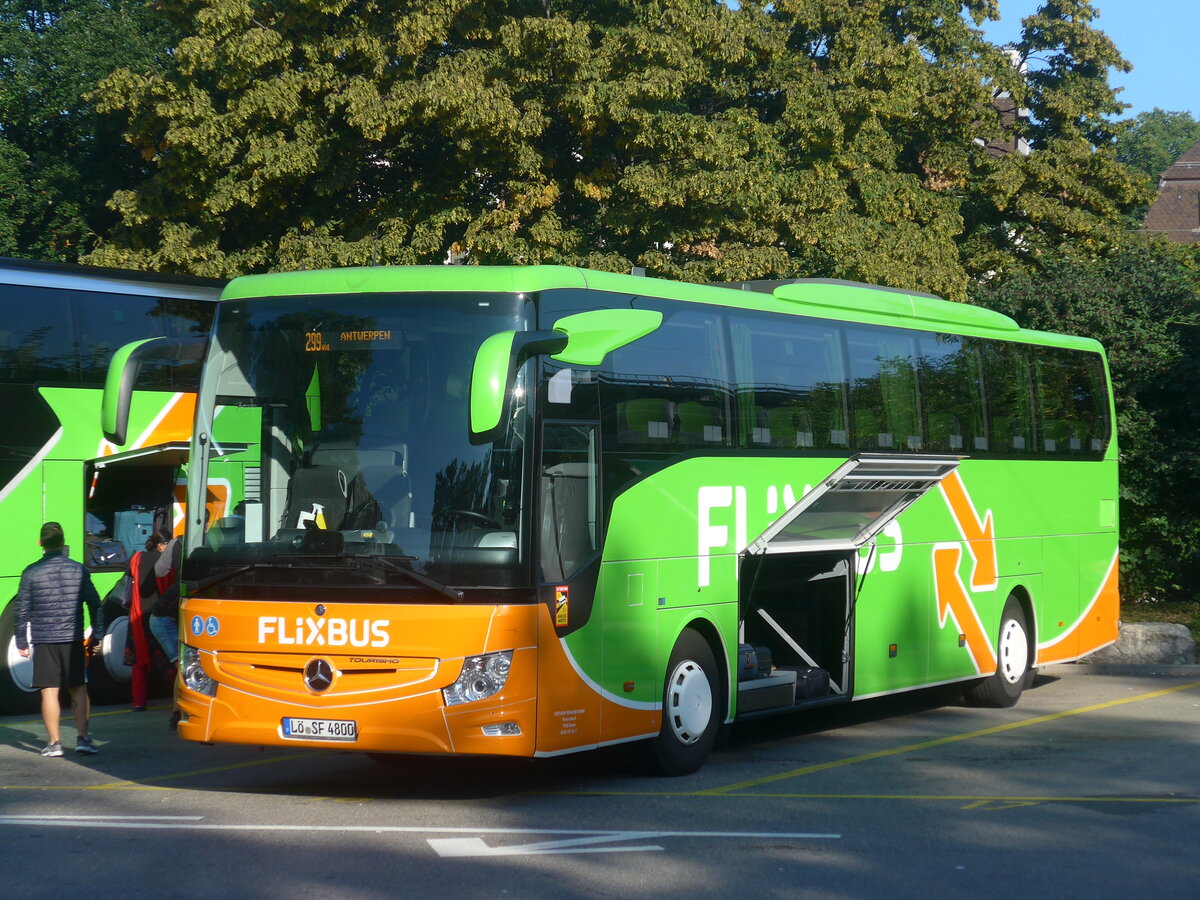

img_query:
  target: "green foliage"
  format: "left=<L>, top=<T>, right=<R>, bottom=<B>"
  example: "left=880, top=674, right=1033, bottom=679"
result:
left=971, top=241, right=1200, bottom=601
left=958, top=0, right=1151, bottom=277
left=1113, top=108, right=1200, bottom=186
left=0, top=0, right=179, bottom=260
left=84, top=0, right=1145, bottom=298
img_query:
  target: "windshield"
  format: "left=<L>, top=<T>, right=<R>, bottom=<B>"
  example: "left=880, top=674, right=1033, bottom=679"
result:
left=185, top=291, right=533, bottom=599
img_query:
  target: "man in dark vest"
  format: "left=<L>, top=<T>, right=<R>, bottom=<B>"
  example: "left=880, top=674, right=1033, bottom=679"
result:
left=15, top=521, right=103, bottom=757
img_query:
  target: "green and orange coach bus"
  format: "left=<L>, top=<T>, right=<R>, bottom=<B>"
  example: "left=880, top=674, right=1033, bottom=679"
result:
left=102, top=266, right=1118, bottom=773
left=0, top=258, right=221, bottom=712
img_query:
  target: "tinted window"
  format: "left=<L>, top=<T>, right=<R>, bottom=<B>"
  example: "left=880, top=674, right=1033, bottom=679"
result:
left=919, top=334, right=987, bottom=453
left=845, top=325, right=922, bottom=452
left=604, top=305, right=732, bottom=452
left=1034, top=347, right=1110, bottom=455
left=0, top=284, right=77, bottom=383
left=729, top=311, right=848, bottom=450
left=979, top=340, right=1036, bottom=454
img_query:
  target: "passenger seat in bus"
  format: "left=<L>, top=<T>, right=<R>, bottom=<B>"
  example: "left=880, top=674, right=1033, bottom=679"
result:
left=765, top=407, right=815, bottom=449
left=617, top=398, right=676, bottom=444
left=676, top=401, right=724, bottom=445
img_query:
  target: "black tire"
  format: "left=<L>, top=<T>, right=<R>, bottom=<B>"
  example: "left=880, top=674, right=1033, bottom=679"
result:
left=648, top=628, right=721, bottom=776
left=0, top=601, right=40, bottom=714
left=963, top=596, right=1032, bottom=708
left=86, top=602, right=132, bottom=706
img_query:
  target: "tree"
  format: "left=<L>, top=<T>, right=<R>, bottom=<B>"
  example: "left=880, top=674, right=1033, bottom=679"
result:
left=1113, top=109, right=1200, bottom=186
left=958, top=0, right=1152, bottom=278
left=971, top=240, right=1200, bottom=601
left=85, top=1, right=1147, bottom=298
left=0, top=0, right=179, bottom=260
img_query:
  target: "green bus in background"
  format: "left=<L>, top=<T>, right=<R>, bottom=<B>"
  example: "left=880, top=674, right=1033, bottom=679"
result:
left=0, top=258, right=221, bottom=713
left=103, top=266, right=1118, bottom=773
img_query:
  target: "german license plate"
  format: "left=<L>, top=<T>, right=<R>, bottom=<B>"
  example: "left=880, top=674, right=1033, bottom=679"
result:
left=281, top=717, right=358, bottom=742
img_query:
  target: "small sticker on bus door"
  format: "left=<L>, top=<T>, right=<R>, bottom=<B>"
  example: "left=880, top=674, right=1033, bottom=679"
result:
left=555, top=586, right=569, bottom=626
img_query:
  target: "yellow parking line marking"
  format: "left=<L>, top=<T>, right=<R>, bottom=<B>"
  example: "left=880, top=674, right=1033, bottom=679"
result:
left=700, top=680, right=1200, bottom=795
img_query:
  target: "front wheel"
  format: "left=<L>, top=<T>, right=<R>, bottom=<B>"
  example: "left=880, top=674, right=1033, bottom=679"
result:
left=964, top=596, right=1032, bottom=708
left=648, top=628, right=721, bottom=776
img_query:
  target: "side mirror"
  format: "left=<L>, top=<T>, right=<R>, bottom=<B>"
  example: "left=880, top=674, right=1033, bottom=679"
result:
left=470, top=330, right=568, bottom=445
left=468, top=308, right=663, bottom=445
left=102, top=336, right=207, bottom=446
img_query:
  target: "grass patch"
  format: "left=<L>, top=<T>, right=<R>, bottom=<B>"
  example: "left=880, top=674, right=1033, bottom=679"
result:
left=1120, top=599, right=1200, bottom=645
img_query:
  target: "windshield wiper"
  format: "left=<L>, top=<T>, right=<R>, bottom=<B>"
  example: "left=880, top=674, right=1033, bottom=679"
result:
left=354, top=555, right=464, bottom=601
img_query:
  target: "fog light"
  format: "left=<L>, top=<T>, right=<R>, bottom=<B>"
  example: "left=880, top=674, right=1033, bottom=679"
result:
left=182, top=645, right=217, bottom=697
left=443, top=650, right=512, bottom=706
left=481, top=722, right=522, bottom=736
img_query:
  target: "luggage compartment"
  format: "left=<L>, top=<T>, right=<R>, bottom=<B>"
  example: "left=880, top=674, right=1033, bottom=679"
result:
left=735, top=550, right=852, bottom=716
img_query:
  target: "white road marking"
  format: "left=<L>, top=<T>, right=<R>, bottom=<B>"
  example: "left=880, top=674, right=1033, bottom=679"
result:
left=0, top=816, right=840, bottom=856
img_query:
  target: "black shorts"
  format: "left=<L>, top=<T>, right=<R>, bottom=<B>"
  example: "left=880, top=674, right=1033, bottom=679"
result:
left=32, top=642, right=86, bottom=690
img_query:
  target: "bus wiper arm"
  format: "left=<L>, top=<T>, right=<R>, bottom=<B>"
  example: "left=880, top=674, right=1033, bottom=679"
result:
left=362, top=556, right=464, bottom=601
left=191, top=564, right=260, bottom=593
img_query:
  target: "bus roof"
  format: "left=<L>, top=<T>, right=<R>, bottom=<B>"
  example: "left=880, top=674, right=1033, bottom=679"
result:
left=220, top=265, right=1103, bottom=352
left=1, top=256, right=225, bottom=300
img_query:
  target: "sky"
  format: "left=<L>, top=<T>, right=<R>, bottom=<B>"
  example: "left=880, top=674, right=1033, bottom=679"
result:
left=982, top=1, right=1197, bottom=119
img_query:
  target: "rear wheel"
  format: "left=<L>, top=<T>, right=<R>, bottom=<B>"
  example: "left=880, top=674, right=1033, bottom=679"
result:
left=648, top=628, right=720, bottom=776
left=964, top=596, right=1032, bottom=708
left=0, top=601, right=39, bottom=714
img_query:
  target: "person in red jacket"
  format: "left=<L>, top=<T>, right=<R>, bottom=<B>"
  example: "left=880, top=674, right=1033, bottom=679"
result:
left=126, top=531, right=173, bottom=711
left=15, top=521, right=103, bottom=757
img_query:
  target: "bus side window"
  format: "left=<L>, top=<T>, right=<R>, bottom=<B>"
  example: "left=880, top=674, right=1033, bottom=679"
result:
left=919, top=334, right=985, bottom=454
left=846, top=326, right=922, bottom=452
left=1034, top=346, right=1109, bottom=459
left=981, top=341, right=1035, bottom=454
left=729, top=311, right=846, bottom=452
left=541, top=423, right=599, bottom=583
left=605, top=307, right=731, bottom=453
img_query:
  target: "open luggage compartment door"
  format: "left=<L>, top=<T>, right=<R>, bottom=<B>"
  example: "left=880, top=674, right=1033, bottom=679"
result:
left=746, top=453, right=961, bottom=556
left=736, top=454, right=960, bottom=715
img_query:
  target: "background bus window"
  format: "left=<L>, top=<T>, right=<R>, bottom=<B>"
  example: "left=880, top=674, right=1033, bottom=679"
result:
left=540, top=423, right=599, bottom=583
left=845, top=325, right=922, bottom=452
left=980, top=341, right=1036, bottom=454
left=919, top=334, right=986, bottom=453
left=729, top=311, right=847, bottom=451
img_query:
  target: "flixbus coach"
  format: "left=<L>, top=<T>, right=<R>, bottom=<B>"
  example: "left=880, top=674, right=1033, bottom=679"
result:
left=101, top=266, right=1118, bottom=774
left=0, top=257, right=221, bottom=713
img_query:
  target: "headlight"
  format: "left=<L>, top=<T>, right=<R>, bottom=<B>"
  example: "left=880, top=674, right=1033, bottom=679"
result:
left=182, top=645, right=217, bottom=697
left=442, top=650, right=513, bottom=706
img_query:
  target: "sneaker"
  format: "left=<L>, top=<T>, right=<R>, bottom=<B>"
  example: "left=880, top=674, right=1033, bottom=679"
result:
left=75, top=736, right=98, bottom=755
left=39, top=741, right=64, bottom=758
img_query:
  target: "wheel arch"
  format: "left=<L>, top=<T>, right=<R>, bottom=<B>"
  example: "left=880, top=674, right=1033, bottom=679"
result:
left=1006, top=584, right=1037, bottom=664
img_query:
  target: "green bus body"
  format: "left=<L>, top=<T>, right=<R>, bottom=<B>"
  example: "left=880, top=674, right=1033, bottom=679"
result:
left=0, top=259, right=221, bottom=713
left=164, top=265, right=1116, bottom=773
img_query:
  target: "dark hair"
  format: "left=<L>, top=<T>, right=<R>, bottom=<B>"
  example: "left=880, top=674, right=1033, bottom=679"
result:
left=40, top=521, right=65, bottom=550
left=145, top=529, right=172, bottom=552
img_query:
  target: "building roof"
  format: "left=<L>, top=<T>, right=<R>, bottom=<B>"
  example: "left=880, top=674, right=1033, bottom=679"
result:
left=1145, top=137, right=1200, bottom=244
